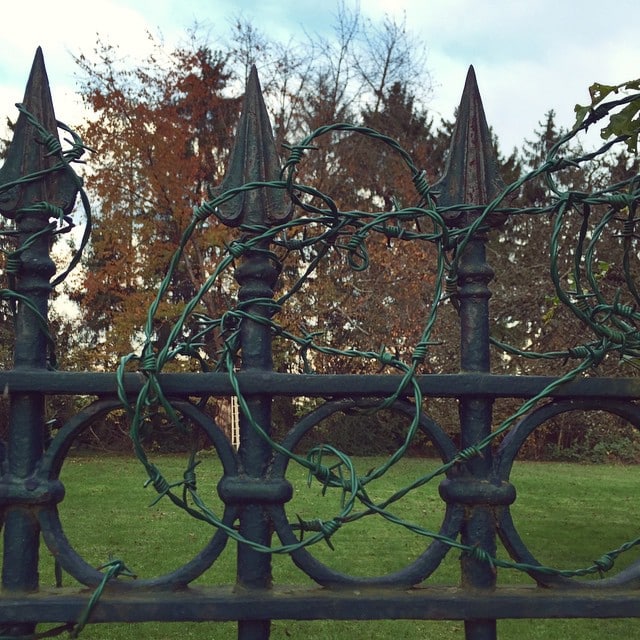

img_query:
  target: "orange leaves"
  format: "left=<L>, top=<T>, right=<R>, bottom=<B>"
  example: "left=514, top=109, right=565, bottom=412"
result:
left=71, top=26, right=447, bottom=372
left=73, top=37, right=241, bottom=363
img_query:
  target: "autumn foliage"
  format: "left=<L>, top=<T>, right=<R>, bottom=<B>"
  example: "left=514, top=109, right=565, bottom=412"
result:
left=74, top=42, right=241, bottom=363
left=50, top=14, right=640, bottom=458
left=72, top=15, right=456, bottom=371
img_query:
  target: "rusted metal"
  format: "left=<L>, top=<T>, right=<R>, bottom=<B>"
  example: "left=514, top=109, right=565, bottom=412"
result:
left=0, top=48, right=78, bottom=219
left=1, top=369, right=640, bottom=399
left=1, top=586, right=640, bottom=623
left=215, top=65, right=289, bottom=228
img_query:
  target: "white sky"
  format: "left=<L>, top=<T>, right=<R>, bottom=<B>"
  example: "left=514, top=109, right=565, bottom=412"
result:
left=0, top=0, right=638, bottom=155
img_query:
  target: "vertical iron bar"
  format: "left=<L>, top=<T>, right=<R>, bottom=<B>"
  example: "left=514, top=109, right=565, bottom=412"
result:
left=217, top=66, right=289, bottom=640
left=434, top=66, right=505, bottom=640
left=234, top=249, right=278, bottom=640
left=457, top=234, right=498, bottom=640
left=0, top=49, right=77, bottom=636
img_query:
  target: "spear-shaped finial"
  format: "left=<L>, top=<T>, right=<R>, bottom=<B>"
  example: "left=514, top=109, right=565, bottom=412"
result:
left=216, top=65, right=289, bottom=228
left=0, top=47, right=79, bottom=219
left=433, top=66, right=505, bottom=227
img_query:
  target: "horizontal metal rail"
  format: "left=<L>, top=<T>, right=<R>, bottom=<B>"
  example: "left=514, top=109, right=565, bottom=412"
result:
left=1, top=371, right=640, bottom=399
left=0, top=587, right=639, bottom=623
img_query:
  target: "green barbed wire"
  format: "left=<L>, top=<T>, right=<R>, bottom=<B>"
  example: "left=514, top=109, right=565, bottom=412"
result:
left=69, top=559, right=136, bottom=638
left=3, top=93, right=640, bottom=612
left=111, top=90, right=640, bottom=586
left=0, top=558, right=137, bottom=640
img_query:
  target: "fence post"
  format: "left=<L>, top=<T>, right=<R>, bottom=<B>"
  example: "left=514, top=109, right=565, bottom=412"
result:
left=436, top=66, right=505, bottom=640
left=216, top=66, right=290, bottom=640
left=0, top=48, right=78, bottom=636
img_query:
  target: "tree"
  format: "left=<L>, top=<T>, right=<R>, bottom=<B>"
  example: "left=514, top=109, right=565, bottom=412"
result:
left=488, top=109, right=640, bottom=369
left=71, top=12, right=439, bottom=375
left=279, top=81, right=451, bottom=375
left=2, top=5, right=631, bottom=459
left=483, top=106, right=640, bottom=457
left=72, top=39, right=241, bottom=366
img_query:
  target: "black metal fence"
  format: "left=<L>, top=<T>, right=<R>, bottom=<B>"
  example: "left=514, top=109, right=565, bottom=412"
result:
left=0, top=48, right=639, bottom=640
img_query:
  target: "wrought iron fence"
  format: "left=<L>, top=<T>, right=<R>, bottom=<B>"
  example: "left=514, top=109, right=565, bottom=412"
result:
left=0, top=47, right=639, bottom=640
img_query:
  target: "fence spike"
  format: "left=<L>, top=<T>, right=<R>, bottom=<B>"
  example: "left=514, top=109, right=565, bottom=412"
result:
left=216, top=65, right=289, bottom=228
left=434, top=65, right=505, bottom=227
left=0, top=47, right=78, bottom=219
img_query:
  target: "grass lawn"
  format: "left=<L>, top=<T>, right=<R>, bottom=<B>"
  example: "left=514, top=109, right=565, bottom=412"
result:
left=13, top=454, right=640, bottom=639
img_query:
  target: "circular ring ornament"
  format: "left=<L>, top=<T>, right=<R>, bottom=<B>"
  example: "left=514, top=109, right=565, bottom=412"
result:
left=269, top=397, right=461, bottom=587
left=37, top=398, right=238, bottom=589
left=495, top=398, right=640, bottom=588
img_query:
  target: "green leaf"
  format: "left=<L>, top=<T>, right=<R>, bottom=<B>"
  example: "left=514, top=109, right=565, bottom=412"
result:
left=600, top=101, right=640, bottom=152
left=573, top=104, right=591, bottom=129
left=589, top=82, right=618, bottom=103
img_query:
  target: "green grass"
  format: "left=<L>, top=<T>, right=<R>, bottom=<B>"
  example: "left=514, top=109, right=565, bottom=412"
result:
left=18, top=454, right=640, bottom=638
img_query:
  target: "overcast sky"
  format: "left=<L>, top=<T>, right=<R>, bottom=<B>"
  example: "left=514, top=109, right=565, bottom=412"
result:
left=0, top=0, right=639, bottom=155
